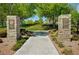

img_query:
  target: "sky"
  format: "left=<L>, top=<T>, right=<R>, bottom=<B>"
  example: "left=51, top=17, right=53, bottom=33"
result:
left=25, top=3, right=79, bottom=22
left=71, top=3, right=79, bottom=11
left=76, top=4, right=79, bottom=12
left=25, top=15, right=47, bottom=22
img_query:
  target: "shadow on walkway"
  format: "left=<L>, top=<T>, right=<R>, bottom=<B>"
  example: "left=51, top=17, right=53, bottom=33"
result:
left=33, top=31, right=48, bottom=36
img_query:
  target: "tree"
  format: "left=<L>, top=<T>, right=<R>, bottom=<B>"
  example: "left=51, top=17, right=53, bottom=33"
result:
left=34, top=3, right=72, bottom=28
left=34, top=19, right=43, bottom=24
left=25, top=20, right=34, bottom=24
left=0, top=4, right=10, bottom=27
left=9, top=4, right=34, bottom=19
left=0, top=3, right=34, bottom=27
left=71, top=10, right=79, bottom=34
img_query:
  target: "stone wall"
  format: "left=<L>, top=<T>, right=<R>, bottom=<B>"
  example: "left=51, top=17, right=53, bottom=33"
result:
left=7, top=16, right=20, bottom=44
left=58, top=14, right=71, bottom=41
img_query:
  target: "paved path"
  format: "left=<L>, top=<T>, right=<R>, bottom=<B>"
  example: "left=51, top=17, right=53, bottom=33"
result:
left=15, top=35, right=59, bottom=55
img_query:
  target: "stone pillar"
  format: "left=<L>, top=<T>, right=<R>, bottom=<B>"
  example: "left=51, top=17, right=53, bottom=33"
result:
left=58, top=14, right=71, bottom=41
left=7, top=16, right=20, bottom=44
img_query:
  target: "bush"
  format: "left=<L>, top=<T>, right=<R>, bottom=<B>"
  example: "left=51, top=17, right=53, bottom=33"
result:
left=12, top=37, right=29, bottom=51
left=71, top=27, right=76, bottom=34
left=49, top=30, right=58, bottom=42
left=57, top=41, right=64, bottom=48
left=0, top=28, right=7, bottom=37
left=71, top=34, right=79, bottom=41
left=48, top=29, right=57, bottom=34
left=49, top=30, right=64, bottom=48
left=62, top=47, right=73, bottom=55
left=0, top=32, right=7, bottom=37
left=21, top=36, right=29, bottom=39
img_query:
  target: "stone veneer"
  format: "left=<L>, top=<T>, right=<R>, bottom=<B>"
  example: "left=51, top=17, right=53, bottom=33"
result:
left=58, top=14, right=71, bottom=41
left=7, top=16, right=20, bottom=44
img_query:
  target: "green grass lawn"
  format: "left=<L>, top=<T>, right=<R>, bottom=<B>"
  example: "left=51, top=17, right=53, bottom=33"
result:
left=26, top=24, right=45, bottom=31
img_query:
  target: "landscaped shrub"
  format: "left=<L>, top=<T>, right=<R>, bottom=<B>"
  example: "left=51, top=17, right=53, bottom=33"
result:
left=62, top=47, right=73, bottom=55
left=0, top=32, right=7, bottom=37
left=49, top=30, right=64, bottom=48
left=49, top=30, right=58, bottom=42
left=0, top=28, right=7, bottom=37
left=12, top=37, right=29, bottom=51
left=21, top=36, right=29, bottom=39
left=48, top=29, right=57, bottom=34
left=71, top=27, right=76, bottom=34
left=71, top=34, right=79, bottom=41
left=57, top=42, right=64, bottom=48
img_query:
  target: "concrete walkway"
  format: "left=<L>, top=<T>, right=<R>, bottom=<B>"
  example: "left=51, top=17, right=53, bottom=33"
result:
left=15, top=36, right=59, bottom=55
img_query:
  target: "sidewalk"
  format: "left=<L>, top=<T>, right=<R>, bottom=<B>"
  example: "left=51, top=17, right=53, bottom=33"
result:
left=15, top=36, right=59, bottom=55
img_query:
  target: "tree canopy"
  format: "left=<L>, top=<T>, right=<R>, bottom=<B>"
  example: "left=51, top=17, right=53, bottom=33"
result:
left=0, top=3, right=78, bottom=28
left=0, top=3, right=34, bottom=27
left=33, top=3, right=73, bottom=28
